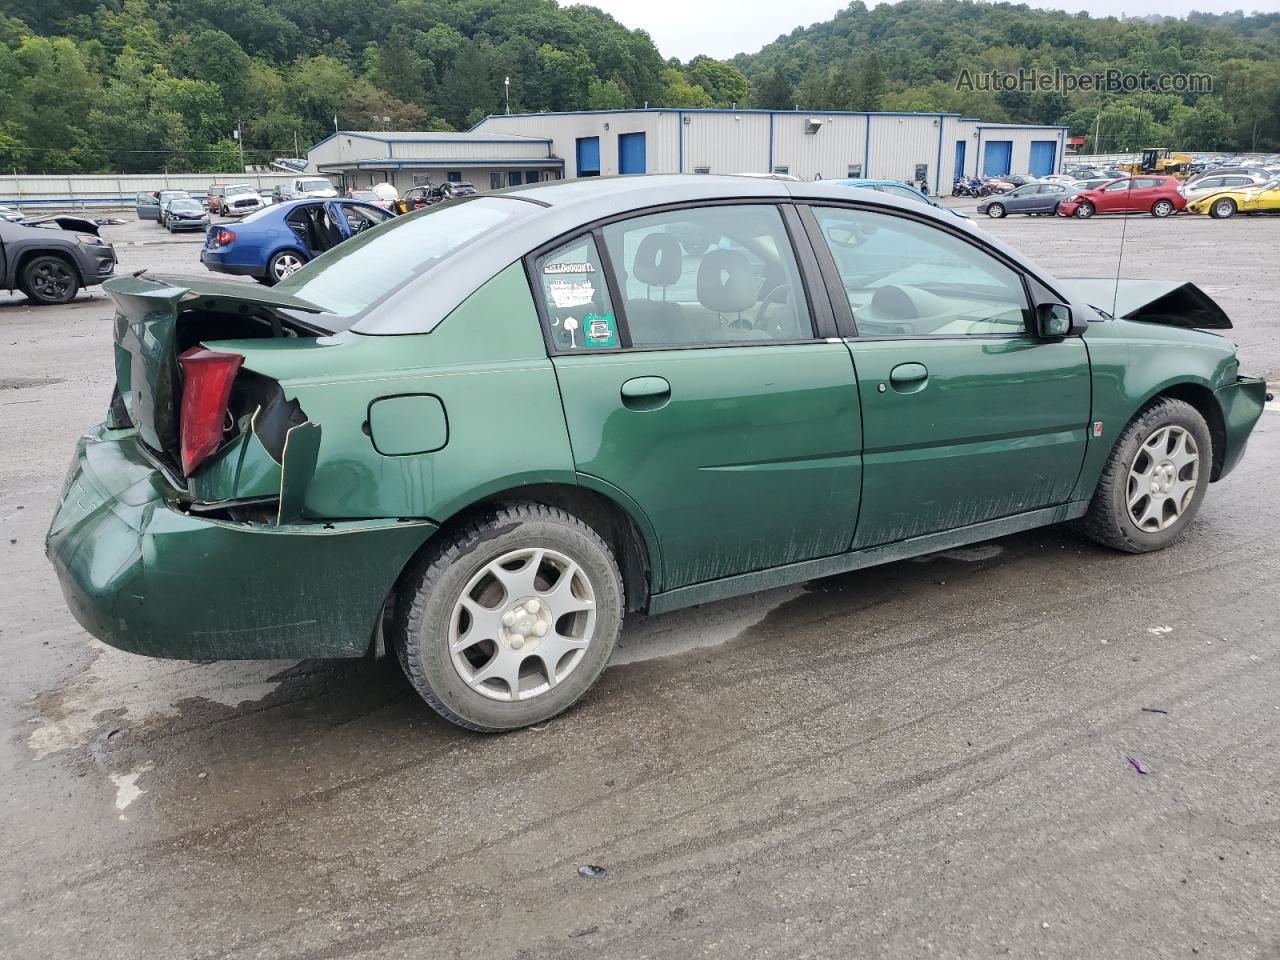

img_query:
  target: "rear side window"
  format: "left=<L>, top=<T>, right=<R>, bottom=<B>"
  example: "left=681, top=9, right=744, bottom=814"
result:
left=533, top=235, right=619, bottom=351
left=600, top=204, right=812, bottom=346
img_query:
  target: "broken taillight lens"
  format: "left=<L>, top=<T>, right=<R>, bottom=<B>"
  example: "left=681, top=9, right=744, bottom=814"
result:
left=178, top=347, right=243, bottom=476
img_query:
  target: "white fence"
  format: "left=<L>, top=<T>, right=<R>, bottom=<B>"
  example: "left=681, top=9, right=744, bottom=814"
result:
left=0, top=173, right=307, bottom=211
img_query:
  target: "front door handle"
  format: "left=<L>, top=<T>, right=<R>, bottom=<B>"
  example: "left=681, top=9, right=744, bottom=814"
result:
left=888, top=362, right=928, bottom=394
left=621, top=376, right=671, bottom=410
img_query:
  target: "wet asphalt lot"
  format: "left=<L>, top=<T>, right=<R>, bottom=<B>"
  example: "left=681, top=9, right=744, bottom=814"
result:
left=2, top=203, right=1279, bottom=959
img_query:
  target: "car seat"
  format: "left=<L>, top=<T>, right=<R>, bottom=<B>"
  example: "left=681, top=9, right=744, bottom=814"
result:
left=695, top=249, right=771, bottom=340
left=626, top=233, right=686, bottom=345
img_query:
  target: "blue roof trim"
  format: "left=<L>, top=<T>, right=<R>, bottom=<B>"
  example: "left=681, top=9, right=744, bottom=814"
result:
left=975, top=124, right=1071, bottom=131
left=470, top=108, right=967, bottom=128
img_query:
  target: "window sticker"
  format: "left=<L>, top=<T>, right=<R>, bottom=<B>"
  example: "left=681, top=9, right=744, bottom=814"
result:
left=543, top=262, right=595, bottom=275
left=562, top=316, right=579, bottom=348
left=548, top=279, right=596, bottom=309
left=583, top=312, right=618, bottom=348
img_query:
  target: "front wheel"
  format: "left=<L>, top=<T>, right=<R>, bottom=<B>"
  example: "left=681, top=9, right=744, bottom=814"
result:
left=1080, top=397, right=1211, bottom=553
left=264, top=249, right=306, bottom=285
left=20, top=255, right=79, bottom=305
left=1151, top=199, right=1175, bottom=218
left=393, top=503, right=624, bottom=732
left=1074, top=201, right=1095, bottom=219
left=986, top=202, right=1006, bottom=219
left=1209, top=198, right=1237, bottom=219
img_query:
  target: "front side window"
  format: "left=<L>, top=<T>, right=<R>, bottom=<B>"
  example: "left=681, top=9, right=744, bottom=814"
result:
left=341, top=203, right=391, bottom=234
left=811, top=206, right=1028, bottom=337
left=601, top=204, right=812, bottom=346
left=534, top=234, right=618, bottom=351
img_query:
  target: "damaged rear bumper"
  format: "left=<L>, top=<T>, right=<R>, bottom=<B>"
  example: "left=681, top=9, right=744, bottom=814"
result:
left=46, top=424, right=436, bottom=660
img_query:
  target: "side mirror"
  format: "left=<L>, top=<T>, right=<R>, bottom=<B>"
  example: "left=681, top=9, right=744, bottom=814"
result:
left=1035, top=302, right=1073, bottom=338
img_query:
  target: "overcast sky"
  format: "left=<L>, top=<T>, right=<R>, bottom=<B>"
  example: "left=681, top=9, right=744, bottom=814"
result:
left=583, top=0, right=1277, bottom=62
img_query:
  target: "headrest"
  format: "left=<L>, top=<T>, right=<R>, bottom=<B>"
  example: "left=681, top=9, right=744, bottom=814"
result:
left=697, top=248, right=757, bottom=314
left=633, top=233, right=682, bottom=286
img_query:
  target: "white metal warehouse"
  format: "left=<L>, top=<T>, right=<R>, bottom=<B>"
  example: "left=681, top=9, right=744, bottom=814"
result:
left=306, top=110, right=1067, bottom=194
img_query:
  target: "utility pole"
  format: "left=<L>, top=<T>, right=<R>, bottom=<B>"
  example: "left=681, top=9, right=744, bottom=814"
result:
left=293, top=130, right=299, bottom=158
left=505, top=76, right=510, bottom=115
left=234, top=121, right=245, bottom=173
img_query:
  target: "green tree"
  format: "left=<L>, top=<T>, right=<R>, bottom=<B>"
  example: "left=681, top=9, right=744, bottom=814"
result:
left=587, top=77, right=626, bottom=110
left=438, top=41, right=498, bottom=128
left=752, top=65, right=794, bottom=109
left=686, top=55, right=749, bottom=106
left=657, top=66, right=713, bottom=107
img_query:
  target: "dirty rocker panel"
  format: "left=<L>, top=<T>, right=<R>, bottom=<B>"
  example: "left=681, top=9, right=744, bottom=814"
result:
left=648, top=501, right=1088, bottom=614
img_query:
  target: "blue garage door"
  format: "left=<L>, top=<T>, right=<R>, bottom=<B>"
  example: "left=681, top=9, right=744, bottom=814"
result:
left=576, top=137, right=601, bottom=177
left=954, top=140, right=967, bottom=178
left=618, top=132, right=646, bottom=174
left=983, top=140, right=1012, bottom=176
left=1029, top=140, right=1057, bottom=177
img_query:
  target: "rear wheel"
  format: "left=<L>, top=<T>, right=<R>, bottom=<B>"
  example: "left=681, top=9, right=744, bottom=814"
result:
left=1081, top=397, right=1211, bottom=553
left=1074, top=201, right=1095, bottom=219
left=986, top=202, right=1006, bottom=219
left=20, top=255, right=79, bottom=305
left=393, top=503, right=624, bottom=732
left=1151, top=199, right=1175, bottom=217
left=264, top=250, right=306, bottom=285
left=1209, top=198, right=1237, bottom=219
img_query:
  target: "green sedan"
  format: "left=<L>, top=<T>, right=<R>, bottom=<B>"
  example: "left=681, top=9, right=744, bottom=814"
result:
left=47, top=176, right=1267, bottom=732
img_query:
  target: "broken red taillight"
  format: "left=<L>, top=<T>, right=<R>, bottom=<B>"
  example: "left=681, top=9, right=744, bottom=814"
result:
left=178, top=347, right=243, bottom=476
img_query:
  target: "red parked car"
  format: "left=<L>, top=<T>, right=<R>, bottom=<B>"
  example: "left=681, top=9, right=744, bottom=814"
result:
left=1058, top=176, right=1186, bottom=219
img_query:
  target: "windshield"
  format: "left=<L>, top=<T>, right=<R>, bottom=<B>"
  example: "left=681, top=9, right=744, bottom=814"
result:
left=225, top=185, right=254, bottom=196
left=298, top=179, right=333, bottom=192
left=159, top=191, right=189, bottom=201
left=170, top=200, right=203, bottom=212
left=275, top=197, right=533, bottom=325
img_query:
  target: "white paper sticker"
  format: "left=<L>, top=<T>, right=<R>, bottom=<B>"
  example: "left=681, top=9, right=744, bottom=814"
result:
left=548, top=279, right=596, bottom=309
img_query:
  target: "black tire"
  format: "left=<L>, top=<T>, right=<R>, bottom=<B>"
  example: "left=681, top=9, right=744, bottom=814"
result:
left=1080, top=397, right=1212, bottom=554
left=986, top=202, right=1006, bottom=219
left=1209, top=198, right=1236, bottom=220
left=393, top=502, right=624, bottom=732
left=1075, top=201, right=1095, bottom=219
left=263, top=249, right=307, bottom=286
left=19, top=255, right=79, bottom=305
left=1151, top=199, right=1175, bottom=218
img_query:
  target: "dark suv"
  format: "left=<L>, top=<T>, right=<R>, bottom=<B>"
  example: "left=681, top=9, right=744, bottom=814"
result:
left=0, top=215, right=115, bottom=304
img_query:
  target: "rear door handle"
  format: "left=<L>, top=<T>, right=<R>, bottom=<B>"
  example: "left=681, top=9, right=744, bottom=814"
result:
left=620, top=376, right=671, bottom=410
left=888, top=362, right=928, bottom=394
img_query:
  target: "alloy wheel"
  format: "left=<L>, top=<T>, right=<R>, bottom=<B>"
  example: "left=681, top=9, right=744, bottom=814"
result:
left=273, top=253, right=303, bottom=280
left=31, top=260, right=73, bottom=300
left=448, top=547, right=597, bottom=702
left=1126, top=425, right=1199, bottom=532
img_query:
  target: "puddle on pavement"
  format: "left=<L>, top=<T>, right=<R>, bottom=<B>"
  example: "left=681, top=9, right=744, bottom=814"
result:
left=28, top=638, right=293, bottom=757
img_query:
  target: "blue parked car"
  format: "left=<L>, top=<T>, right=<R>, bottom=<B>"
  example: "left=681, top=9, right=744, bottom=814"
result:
left=200, top=198, right=395, bottom=285
left=839, top=179, right=969, bottom=218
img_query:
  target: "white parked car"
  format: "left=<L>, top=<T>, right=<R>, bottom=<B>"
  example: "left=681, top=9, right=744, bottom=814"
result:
left=1180, top=173, right=1268, bottom=204
left=289, top=177, right=339, bottom=199
left=1039, top=174, right=1079, bottom=186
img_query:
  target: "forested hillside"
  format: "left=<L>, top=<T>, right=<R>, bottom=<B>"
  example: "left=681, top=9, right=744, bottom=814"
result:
left=1, top=0, right=1278, bottom=173
left=736, top=1, right=1280, bottom=153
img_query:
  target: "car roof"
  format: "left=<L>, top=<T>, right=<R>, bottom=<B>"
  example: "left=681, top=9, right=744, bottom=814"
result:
left=355, top=173, right=1035, bottom=336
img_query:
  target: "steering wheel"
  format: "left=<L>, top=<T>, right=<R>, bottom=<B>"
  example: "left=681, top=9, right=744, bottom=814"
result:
left=754, top=282, right=794, bottom=334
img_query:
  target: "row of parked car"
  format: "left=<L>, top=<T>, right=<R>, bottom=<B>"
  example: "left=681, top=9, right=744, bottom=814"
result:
left=964, top=170, right=1280, bottom=221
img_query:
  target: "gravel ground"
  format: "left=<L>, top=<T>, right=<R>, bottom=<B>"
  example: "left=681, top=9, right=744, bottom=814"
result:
left=1, top=203, right=1277, bottom=960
